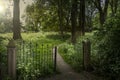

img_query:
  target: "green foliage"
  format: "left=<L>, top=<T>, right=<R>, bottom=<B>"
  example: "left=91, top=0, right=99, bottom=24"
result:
left=59, top=32, right=94, bottom=72
left=0, top=32, right=70, bottom=80
left=0, top=37, right=8, bottom=79
left=0, top=15, right=12, bottom=33
left=59, top=43, right=82, bottom=72
left=93, top=12, right=120, bottom=80
left=24, top=1, right=59, bottom=32
left=15, top=32, right=70, bottom=79
left=16, top=41, right=54, bottom=80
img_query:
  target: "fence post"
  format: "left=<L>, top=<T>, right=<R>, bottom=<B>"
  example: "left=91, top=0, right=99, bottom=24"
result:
left=54, top=46, right=57, bottom=72
left=83, top=39, right=91, bottom=71
left=7, top=39, right=16, bottom=80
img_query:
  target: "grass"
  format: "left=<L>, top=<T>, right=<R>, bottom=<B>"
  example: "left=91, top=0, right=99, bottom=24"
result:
left=0, top=32, right=70, bottom=44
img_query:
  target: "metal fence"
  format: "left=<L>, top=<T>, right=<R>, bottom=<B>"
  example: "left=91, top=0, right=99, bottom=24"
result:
left=0, top=40, right=57, bottom=80
left=0, top=51, right=8, bottom=80
left=16, top=41, right=57, bottom=79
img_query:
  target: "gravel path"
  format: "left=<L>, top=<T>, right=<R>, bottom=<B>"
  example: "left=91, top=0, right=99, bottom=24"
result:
left=38, top=52, right=102, bottom=80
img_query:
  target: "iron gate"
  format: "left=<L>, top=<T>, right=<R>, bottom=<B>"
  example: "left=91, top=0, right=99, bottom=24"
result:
left=16, top=41, right=57, bottom=79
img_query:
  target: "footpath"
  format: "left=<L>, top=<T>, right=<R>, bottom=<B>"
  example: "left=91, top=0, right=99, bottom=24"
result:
left=40, top=53, right=102, bottom=80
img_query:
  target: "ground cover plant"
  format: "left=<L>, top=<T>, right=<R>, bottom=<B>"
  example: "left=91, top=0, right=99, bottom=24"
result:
left=91, top=13, right=120, bottom=80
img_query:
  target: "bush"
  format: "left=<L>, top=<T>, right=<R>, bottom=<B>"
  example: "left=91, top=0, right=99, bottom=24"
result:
left=93, top=13, right=120, bottom=80
left=58, top=33, right=93, bottom=72
left=0, top=37, right=8, bottom=79
left=59, top=43, right=83, bottom=72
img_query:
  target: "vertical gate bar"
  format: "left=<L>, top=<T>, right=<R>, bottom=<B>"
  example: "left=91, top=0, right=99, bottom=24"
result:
left=44, top=45, right=46, bottom=74
left=39, top=45, right=41, bottom=73
left=43, top=44, right=45, bottom=74
left=23, top=41, right=25, bottom=65
left=42, top=44, right=44, bottom=73
left=32, top=44, right=35, bottom=70
left=44, top=45, right=47, bottom=73
left=51, top=44, right=52, bottom=68
left=51, top=45, right=54, bottom=69
left=43, top=44, right=45, bottom=73
left=49, top=45, right=50, bottom=73
left=47, top=44, right=49, bottom=74
left=54, top=46, right=57, bottom=72
left=40, top=44, right=42, bottom=71
left=39, top=50, right=40, bottom=74
left=46, top=45, right=47, bottom=74
left=45, top=45, right=46, bottom=74
left=35, top=43, right=36, bottom=72
left=20, top=41, right=22, bottom=66
left=43, top=44, right=46, bottom=73
left=26, top=43, right=28, bottom=67
left=40, top=45, right=41, bottom=74
left=29, top=42, right=32, bottom=75
left=24, top=41, right=26, bottom=65
left=35, top=43, right=37, bottom=75
left=18, top=41, right=22, bottom=79
left=38, top=48, right=40, bottom=77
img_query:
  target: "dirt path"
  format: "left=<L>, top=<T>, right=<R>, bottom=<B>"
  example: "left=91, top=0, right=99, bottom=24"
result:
left=56, top=53, right=74, bottom=74
left=39, top=52, right=102, bottom=80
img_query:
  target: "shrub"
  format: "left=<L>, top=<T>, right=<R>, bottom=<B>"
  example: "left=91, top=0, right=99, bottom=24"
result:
left=93, top=12, right=120, bottom=80
left=0, top=37, right=8, bottom=79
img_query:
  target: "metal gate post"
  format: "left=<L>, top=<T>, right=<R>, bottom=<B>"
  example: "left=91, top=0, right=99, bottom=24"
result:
left=54, top=46, right=57, bottom=72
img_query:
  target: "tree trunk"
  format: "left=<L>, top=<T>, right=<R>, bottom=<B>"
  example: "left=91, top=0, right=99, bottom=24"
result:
left=58, top=0, right=64, bottom=37
left=99, top=12, right=106, bottom=26
left=93, top=0, right=109, bottom=26
left=79, top=0, right=85, bottom=36
left=13, top=0, right=22, bottom=40
left=110, top=0, right=119, bottom=16
left=71, top=0, right=78, bottom=44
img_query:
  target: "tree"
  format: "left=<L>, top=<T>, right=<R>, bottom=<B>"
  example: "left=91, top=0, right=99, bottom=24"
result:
left=13, top=0, right=22, bottom=40
left=79, top=0, right=85, bottom=35
left=57, top=0, right=64, bottom=36
left=92, top=0, right=109, bottom=26
left=71, top=0, right=78, bottom=44
left=24, top=1, right=58, bottom=32
left=85, top=0, right=96, bottom=32
left=109, top=0, right=119, bottom=16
